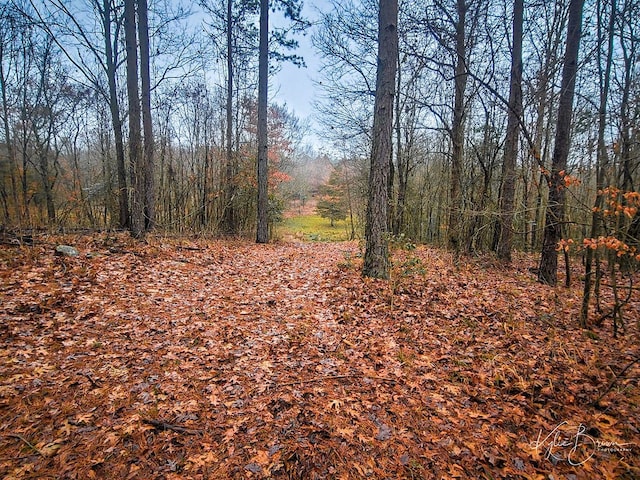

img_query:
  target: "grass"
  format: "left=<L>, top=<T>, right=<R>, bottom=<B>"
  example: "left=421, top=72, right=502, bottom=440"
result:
left=277, top=214, right=351, bottom=242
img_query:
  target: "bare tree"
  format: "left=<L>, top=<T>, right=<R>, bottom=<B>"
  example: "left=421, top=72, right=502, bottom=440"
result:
left=538, top=0, right=585, bottom=285
left=446, top=0, right=468, bottom=254
left=580, top=0, right=616, bottom=326
left=124, top=0, right=144, bottom=238
left=137, top=0, right=154, bottom=230
left=496, top=0, right=523, bottom=262
left=29, top=0, right=131, bottom=229
left=0, top=3, right=20, bottom=224
left=103, top=0, right=130, bottom=229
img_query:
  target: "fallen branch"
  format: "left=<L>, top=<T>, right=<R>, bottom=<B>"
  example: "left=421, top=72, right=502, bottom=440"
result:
left=4, top=434, right=43, bottom=455
left=142, top=418, right=201, bottom=435
left=592, top=355, right=640, bottom=406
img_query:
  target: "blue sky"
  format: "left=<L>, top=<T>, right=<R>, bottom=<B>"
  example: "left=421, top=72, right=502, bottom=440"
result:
left=272, top=0, right=332, bottom=151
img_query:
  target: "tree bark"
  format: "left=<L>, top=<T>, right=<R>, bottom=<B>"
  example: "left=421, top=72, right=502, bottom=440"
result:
left=137, top=0, right=154, bottom=231
left=448, top=0, right=467, bottom=254
left=222, top=0, right=237, bottom=234
left=124, top=0, right=144, bottom=238
left=256, top=0, right=269, bottom=244
left=0, top=34, right=19, bottom=225
left=538, top=0, right=585, bottom=285
left=102, top=0, right=130, bottom=229
left=497, top=0, right=524, bottom=262
left=580, top=0, right=615, bottom=327
left=363, top=0, right=398, bottom=279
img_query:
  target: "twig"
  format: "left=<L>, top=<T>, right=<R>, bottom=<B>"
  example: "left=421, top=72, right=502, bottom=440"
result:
left=592, top=355, right=640, bottom=406
left=142, top=419, right=201, bottom=435
left=4, top=434, right=43, bottom=456
left=78, top=371, right=101, bottom=388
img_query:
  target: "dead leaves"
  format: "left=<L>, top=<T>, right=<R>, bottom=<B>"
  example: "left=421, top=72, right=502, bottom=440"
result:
left=0, top=235, right=638, bottom=479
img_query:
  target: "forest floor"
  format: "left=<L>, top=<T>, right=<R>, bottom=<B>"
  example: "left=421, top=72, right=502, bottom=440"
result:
left=1, top=233, right=639, bottom=479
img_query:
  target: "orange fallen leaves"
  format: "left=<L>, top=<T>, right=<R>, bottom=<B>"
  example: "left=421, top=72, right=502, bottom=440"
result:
left=0, top=234, right=638, bottom=479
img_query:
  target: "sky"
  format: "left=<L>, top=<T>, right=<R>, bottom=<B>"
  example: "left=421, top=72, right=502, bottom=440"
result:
left=271, top=0, right=332, bottom=152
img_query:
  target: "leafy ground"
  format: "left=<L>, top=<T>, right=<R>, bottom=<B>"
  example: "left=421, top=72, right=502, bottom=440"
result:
left=1, top=233, right=639, bottom=479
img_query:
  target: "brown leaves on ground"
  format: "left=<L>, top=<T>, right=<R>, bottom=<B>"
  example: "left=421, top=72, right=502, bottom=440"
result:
left=0, top=234, right=638, bottom=479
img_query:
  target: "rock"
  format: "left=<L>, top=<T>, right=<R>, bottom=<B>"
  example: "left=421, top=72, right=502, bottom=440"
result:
left=55, top=245, right=79, bottom=257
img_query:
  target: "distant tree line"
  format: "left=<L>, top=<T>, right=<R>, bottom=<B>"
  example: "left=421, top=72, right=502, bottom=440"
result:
left=0, top=0, right=306, bottom=239
left=314, top=0, right=639, bottom=289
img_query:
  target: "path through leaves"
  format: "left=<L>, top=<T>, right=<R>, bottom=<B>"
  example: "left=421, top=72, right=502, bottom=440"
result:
left=1, top=235, right=638, bottom=479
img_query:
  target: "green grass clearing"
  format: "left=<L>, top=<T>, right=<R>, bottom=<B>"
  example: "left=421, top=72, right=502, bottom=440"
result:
left=278, top=215, right=351, bottom=242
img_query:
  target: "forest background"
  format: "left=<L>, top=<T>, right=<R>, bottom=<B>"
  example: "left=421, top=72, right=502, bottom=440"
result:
left=0, top=0, right=639, bottom=277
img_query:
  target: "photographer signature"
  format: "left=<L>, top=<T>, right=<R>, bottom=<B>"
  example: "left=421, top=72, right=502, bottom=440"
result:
left=532, top=421, right=633, bottom=466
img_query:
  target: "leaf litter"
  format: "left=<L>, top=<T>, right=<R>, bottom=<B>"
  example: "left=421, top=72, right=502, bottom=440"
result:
left=0, top=234, right=638, bottom=479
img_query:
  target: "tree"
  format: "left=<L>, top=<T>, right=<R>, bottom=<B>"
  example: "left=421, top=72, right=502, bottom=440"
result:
left=256, top=0, right=269, bottom=243
left=580, top=0, right=616, bottom=327
left=138, top=0, right=154, bottom=230
left=0, top=3, right=21, bottom=224
left=447, top=0, right=468, bottom=255
left=538, top=0, right=585, bottom=285
left=362, top=0, right=398, bottom=279
left=256, top=0, right=308, bottom=243
left=200, top=0, right=259, bottom=235
left=496, top=0, right=524, bottom=262
left=316, top=168, right=348, bottom=226
left=124, top=0, right=154, bottom=238
left=124, top=0, right=144, bottom=238
left=103, top=0, right=130, bottom=230
left=28, top=0, right=131, bottom=229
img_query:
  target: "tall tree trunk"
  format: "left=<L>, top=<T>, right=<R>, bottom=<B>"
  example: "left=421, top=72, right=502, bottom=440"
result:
left=581, top=0, right=615, bottom=327
left=137, top=0, right=154, bottom=231
left=256, top=0, right=269, bottom=243
left=497, top=0, right=524, bottom=262
left=363, top=0, right=398, bottom=279
left=102, top=0, right=130, bottom=229
left=124, top=0, right=144, bottom=238
left=393, top=49, right=407, bottom=237
left=0, top=37, right=19, bottom=225
left=618, top=8, right=635, bottom=194
left=222, top=0, right=237, bottom=234
left=448, top=0, right=467, bottom=254
left=538, top=0, right=585, bottom=285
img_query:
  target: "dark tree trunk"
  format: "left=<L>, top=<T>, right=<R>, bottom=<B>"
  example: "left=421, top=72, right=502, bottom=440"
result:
left=137, top=0, right=154, bottom=231
left=538, top=0, right=585, bottom=285
left=256, top=0, right=269, bottom=243
left=38, top=152, right=56, bottom=223
left=448, top=0, right=467, bottom=254
left=222, top=0, right=237, bottom=234
left=102, top=0, right=130, bottom=229
left=497, top=0, right=524, bottom=262
left=363, top=0, right=398, bottom=279
left=0, top=36, right=19, bottom=225
left=124, top=0, right=144, bottom=238
left=581, top=0, right=615, bottom=327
